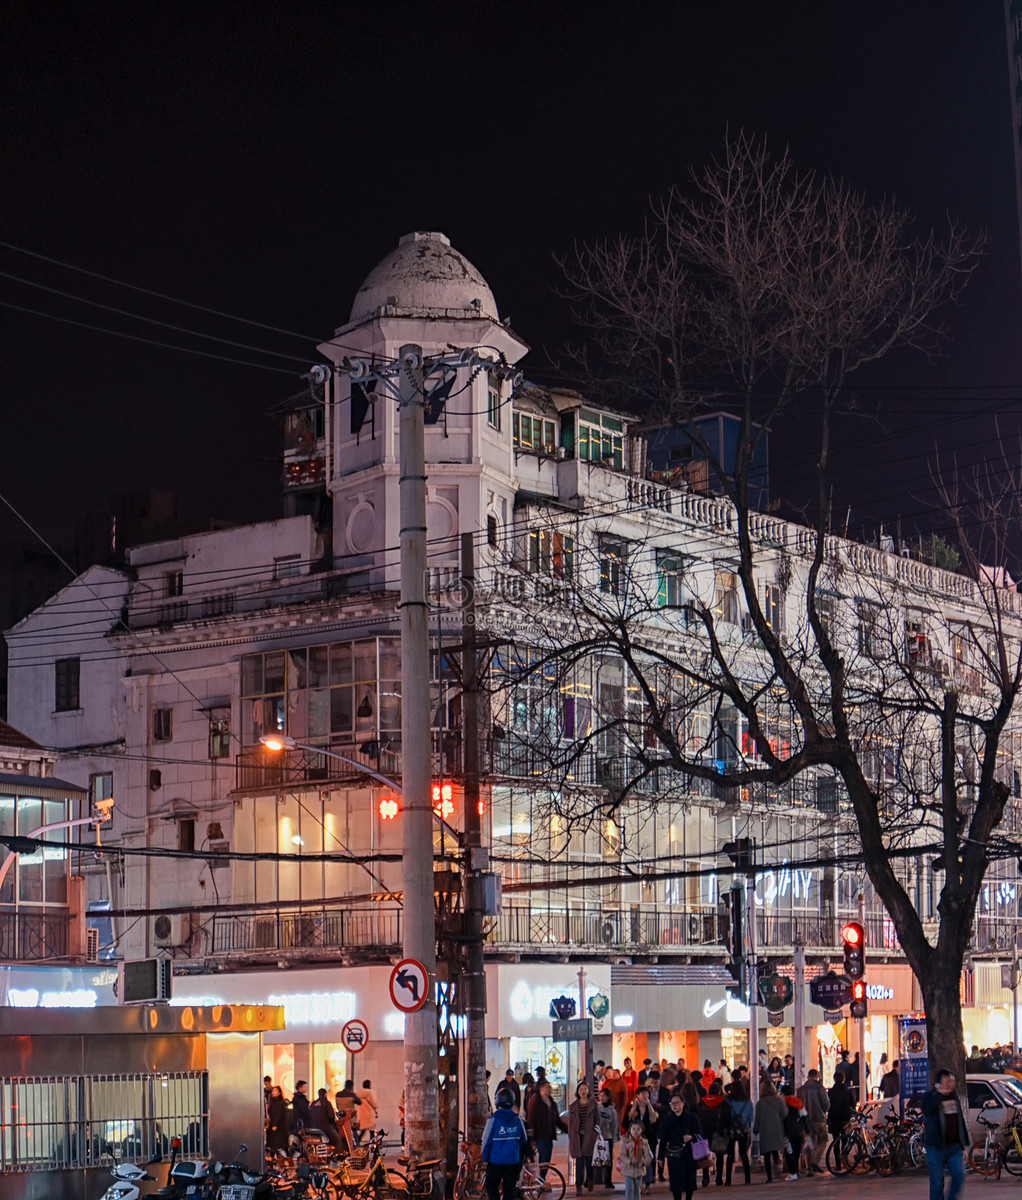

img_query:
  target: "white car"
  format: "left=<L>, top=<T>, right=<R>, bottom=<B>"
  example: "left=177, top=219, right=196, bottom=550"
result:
left=965, top=1073, right=1022, bottom=1143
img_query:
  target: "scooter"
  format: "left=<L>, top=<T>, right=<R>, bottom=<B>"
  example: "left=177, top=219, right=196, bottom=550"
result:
left=206, top=1142, right=274, bottom=1198
left=98, top=1161, right=157, bottom=1200
left=150, top=1135, right=211, bottom=1197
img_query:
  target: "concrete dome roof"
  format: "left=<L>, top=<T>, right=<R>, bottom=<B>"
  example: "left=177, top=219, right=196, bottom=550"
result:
left=349, top=231, right=499, bottom=324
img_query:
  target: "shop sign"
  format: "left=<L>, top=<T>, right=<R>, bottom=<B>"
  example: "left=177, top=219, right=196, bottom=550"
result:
left=509, top=979, right=607, bottom=1024
left=809, top=971, right=852, bottom=1008
left=266, top=991, right=357, bottom=1026
left=865, top=984, right=894, bottom=1001
left=758, top=973, right=793, bottom=1013
left=703, top=995, right=750, bottom=1024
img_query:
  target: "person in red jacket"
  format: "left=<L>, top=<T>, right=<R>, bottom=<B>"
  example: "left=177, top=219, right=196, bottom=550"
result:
left=696, top=1080, right=733, bottom=1188
left=621, top=1058, right=638, bottom=1107
left=699, top=1061, right=716, bottom=1091
left=605, top=1069, right=628, bottom=1130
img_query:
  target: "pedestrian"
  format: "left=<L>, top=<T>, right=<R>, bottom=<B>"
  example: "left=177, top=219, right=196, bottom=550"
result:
left=625, top=1086, right=659, bottom=1190
left=522, top=1072, right=538, bottom=1116
left=724, top=1071, right=752, bottom=1185
left=699, top=1061, right=716, bottom=1092
left=496, top=1069, right=522, bottom=1113
left=827, top=1070, right=854, bottom=1145
left=880, top=1060, right=900, bottom=1099
left=638, top=1059, right=653, bottom=1088
left=656, top=1091, right=701, bottom=1200
left=309, top=1088, right=345, bottom=1156
left=780, top=1084, right=807, bottom=1180
left=355, top=1079, right=379, bottom=1145
left=605, top=1068, right=628, bottom=1129
left=482, top=1088, right=530, bottom=1200
left=527, top=1079, right=567, bottom=1183
left=753, top=1080, right=787, bottom=1184
left=620, top=1119, right=653, bottom=1200
left=568, top=1081, right=599, bottom=1195
left=336, top=1079, right=360, bottom=1150
left=766, top=1057, right=784, bottom=1092
left=697, top=1079, right=733, bottom=1188
left=782, top=1056, right=795, bottom=1089
left=266, top=1085, right=291, bottom=1155
left=597, top=1088, right=619, bottom=1188
left=621, top=1058, right=639, bottom=1106
left=796, top=1068, right=829, bottom=1175
left=921, top=1069, right=969, bottom=1200
left=291, top=1080, right=311, bottom=1131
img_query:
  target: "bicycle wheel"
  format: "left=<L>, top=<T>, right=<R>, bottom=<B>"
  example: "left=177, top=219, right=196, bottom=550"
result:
left=873, top=1136, right=896, bottom=1177
left=845, top=1133, right=871, bottom=1174
left=968, top=1141, right=1000, bottom=1177
left=909, top=1133, right=926, bottom=1169
left=454, top=1160, right=482, bottom=1200
left=522, top=1165, right=565, bottom=1200
left=826, top=1136, right=849, bottom=1176
left=1002, top=1140, right=1022, bottom=1176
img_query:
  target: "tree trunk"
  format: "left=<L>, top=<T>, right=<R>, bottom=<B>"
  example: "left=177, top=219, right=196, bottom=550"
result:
left=918, top=961, right=968, bottom=1092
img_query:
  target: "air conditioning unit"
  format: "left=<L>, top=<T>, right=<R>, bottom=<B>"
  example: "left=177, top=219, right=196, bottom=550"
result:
left=151, top=913, right=190, bottom=947
left=599, top=915, right=619, bottom=944
left=86, top=926, right=100, bottom=963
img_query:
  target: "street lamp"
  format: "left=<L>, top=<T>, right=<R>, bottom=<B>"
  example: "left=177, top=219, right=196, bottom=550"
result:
left=258, top=735, right=460, bottom=840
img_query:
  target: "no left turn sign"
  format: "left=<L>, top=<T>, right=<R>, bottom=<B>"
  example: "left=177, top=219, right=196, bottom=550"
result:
left=389, top=958, right=429, bottom=1013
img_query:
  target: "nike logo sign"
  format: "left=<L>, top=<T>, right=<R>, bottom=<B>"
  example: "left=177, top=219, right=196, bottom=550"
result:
left=703, top=998, right=728, bottom=1018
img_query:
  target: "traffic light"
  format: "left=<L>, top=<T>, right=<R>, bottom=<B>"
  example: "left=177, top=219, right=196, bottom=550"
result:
left=721, top=885, right=747, bottom=1002
left=842, top=921, right=865, bottom=980
left=849, top=979, right=868, bottom=1019
left=432, top=782, right=454, bottom=819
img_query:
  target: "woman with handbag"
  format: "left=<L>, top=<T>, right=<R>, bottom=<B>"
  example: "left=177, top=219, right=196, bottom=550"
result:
left=596, top=1088, right=619, bottom=1188
left=697, top=1080, right=734, bottom=1187
left=568, top=1081, right=599, bottom=1195
left=657, top=1092, right=702, bottom=1200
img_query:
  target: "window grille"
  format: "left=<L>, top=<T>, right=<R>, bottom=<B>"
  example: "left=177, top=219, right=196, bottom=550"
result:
left=0, top=1071, right=208, bottom=1172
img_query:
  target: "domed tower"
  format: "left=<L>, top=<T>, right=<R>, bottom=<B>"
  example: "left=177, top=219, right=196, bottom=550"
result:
left=317, top=232, right=528, bottom=588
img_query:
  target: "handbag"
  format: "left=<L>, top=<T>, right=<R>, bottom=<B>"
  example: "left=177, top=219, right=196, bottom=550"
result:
left=593, top=1134, right=610, bottom=1166
left=690, top=1137, right=711, bottom=1162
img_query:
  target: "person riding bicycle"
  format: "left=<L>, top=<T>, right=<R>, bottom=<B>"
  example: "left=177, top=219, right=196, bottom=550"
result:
left=482, top=1087, right=530, bottom=1200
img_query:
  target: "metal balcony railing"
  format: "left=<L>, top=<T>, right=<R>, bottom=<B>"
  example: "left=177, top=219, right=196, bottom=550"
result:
left=211, top=903, right=402, bottom=955
left=0, top=909, right=69, bottom=962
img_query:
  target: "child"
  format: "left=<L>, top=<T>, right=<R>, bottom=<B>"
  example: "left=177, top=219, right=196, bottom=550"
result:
left=619, top=1119, right=653, bottom=1200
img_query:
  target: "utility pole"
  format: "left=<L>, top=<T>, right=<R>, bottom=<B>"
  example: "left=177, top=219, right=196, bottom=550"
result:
left=793, top=936, right=805, bottom=1087
left=460, top=531, right=488, bottom=1148
left=746, top=863, right=759, bottom=1106
left=857, top=889, right=866, bottom=1096
left=399, top=345, right=440, bottom=1161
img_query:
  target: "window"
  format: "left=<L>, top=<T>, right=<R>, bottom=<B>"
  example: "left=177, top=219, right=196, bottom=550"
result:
left=815, top=592, right=835, bottom=635
left=529, top=529, right=552, bottom=575
left=55, top=656, right=80, bottom=712
left=209, top=718, right=230, bottom=759
left=857, top=602, right=880, bottom=659
left=656, top=552, right=685, bottom=608
left=763, top=583, right=784, bottom=632
left=89, top=773, right=113, bottom=805
left=201, top=593, right=235, bottom=618
left=487, top=513, right=499, bottom=548
left=274, top=555, right=301, bottom=580
left=577, top=408, right=624, bottom=469
left=179, top=818, right=195, bottom=853
left=153, top=708, right=173, bottom=742
left=600, top=538, right=627, bottom=596
left=552, top=532, right=574, bottom=580
left=713, top=569, right=739, bottom=625
left=905, top=612, right=929, bottom=666
left=487, top=383, right=501, bottom=430
left=164, top=571, right=184, bottom=598
left=513, top=412, right=557, bottom=452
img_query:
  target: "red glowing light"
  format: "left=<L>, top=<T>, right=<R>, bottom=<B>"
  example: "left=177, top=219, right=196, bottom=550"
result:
left=379, top=797, right=400, bottom=821
left=841, top=922, right=863, bottom=947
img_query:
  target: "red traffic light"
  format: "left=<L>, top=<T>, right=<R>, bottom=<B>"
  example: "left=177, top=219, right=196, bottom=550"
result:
left=841, top=922, right=864, bottom=947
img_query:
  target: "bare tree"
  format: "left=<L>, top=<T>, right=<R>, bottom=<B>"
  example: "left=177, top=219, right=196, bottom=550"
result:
left=519, top=132, right=998, bottom=1082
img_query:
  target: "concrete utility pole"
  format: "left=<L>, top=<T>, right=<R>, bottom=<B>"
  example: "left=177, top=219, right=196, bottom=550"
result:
left=399, top=345, right=440, bottom=1160
left=793, top=937, right=805, bottom=1087
left=460, top=531, right=488, bottom=1147
left=857, top=890, right=866, bottom=1096
left=746, top=867, right=760, bottom=1106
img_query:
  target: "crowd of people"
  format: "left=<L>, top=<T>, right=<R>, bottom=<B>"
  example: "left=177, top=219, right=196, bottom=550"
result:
left=262, top=1075, right=380, bottom=1156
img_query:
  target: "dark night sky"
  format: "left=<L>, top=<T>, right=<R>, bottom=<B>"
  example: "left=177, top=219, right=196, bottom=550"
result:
left=1, top=1, right=1019, bottom=554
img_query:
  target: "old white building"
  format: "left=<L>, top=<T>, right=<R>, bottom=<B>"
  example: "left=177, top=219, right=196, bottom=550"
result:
left=6, top=231, right=1022, bottom=1112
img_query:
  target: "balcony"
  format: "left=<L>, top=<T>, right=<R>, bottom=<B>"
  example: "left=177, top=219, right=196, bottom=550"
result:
left=235, top=734, right=461, bottom=791
left=211, top=901, right=401, bottom=957
left=0, top=908, right=69, bottom=962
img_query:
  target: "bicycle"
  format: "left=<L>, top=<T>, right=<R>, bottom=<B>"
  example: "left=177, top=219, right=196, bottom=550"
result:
left=397, top=1146, right=445, bottom=1200
left=334, top=1130, right=408, bottom=1200
left=519, top=1157, right=566, bottom=1200
left=969, top=1109, right=1004, bottom=1178
left=453, top=1142, right=483, bottom=1200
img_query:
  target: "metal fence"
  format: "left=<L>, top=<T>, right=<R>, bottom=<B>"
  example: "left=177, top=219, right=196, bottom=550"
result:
left=0, top=1071, right=207, bottom=1172
left=0, top=909, right=69, bottom=961
left=212, top=904, right=402, bottom=954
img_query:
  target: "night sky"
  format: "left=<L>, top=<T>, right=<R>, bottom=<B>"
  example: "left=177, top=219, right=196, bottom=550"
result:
left=1, top=1, right=1018, bottom=556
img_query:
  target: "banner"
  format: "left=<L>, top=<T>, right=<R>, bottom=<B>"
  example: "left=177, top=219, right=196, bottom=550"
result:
left=899, top=1016, right=929, bottom=1113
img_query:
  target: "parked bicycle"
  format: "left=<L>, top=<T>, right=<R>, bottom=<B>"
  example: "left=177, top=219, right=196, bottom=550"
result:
left=969, top=1101, right=1022, bottom=1178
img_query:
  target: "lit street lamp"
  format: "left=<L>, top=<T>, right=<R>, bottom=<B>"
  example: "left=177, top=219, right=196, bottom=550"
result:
left=259, top=733, right=404, bottom=794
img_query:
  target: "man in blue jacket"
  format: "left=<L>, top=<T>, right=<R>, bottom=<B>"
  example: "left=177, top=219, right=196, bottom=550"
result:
left=482, top=1088, right=530, bottom=1200
left=921, top=1069, right=969, bottom=1200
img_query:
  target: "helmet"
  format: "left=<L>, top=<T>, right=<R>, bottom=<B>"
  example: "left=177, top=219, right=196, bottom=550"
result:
left=496, top=1089, right=515, bottom=1108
